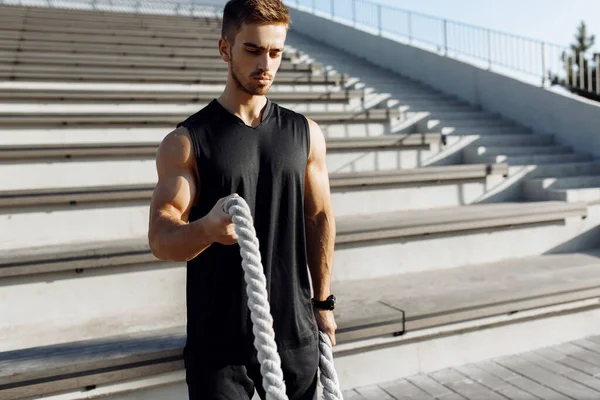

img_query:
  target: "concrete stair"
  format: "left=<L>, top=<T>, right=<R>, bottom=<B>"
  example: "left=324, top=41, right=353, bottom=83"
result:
left=3, top=3, right=600, bottom=399
left=463, top=145, right=573, bottom=164
left=524, top=175, right=600, bottom=203
left=4, top=250, right=600, bottom=396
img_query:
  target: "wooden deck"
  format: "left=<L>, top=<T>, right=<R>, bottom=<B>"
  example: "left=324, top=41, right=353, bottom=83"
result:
left=343, top=335, right=600, bottom=399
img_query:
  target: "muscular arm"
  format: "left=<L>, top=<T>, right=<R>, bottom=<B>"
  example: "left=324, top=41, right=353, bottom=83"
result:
left=304, top=119, right=336, bottom=302
left=148, top=126, right=215, bottom=262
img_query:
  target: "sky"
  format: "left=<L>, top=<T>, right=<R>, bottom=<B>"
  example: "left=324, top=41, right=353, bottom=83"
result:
left=373, top=0, right=599, bottom=51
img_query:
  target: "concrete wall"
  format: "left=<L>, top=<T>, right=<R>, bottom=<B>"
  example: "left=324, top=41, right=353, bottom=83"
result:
left=289, top=9, right=600, bottom=158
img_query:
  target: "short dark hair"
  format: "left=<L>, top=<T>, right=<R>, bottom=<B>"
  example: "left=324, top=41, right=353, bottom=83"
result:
left=221, top=0, right=291, bottom=44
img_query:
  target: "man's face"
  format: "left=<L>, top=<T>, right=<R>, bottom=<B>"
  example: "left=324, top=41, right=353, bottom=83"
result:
left=220, top=23, right=287, bottom=96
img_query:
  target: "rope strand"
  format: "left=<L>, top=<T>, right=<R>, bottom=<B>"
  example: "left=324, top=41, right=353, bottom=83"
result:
left=224, top=195, right=343, bottom=400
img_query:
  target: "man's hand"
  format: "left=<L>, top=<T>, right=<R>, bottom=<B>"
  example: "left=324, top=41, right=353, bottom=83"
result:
left=313, top=309, right=337, bottom=346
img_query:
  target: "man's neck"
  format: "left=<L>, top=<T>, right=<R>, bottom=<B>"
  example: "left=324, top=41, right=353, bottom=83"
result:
left=217, top=84, right=268, bottom=128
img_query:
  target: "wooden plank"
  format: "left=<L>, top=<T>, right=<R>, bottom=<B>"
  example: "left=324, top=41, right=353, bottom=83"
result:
left=454, top=364, right=511, bottom=391
left=494, top=385, right=542, bottom=400
left=572, top=338, right=600, bottom=355
left=535, top=347, right=600, bottom=376
left=583, top=335, right=600, bottom=347
left=429, top=368, right=506, bottom=400
left=553, top=343, right=600, bottom=367
left=341, top=390, right=367, bottom=400
left=501, top=377, right=570, bottom=400
left=354, top=385, right=396, bottom=400
left=405, top=375, right=454, bottom=398
left=473, top=361, right=522, bottom=382
left=495, top=355, right=600, bottom=399
left=519, top=352, right=600, bottom=392
left=378, top=378, right=437, bottom=400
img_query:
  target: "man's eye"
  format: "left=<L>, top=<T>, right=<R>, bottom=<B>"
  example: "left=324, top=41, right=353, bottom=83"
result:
left=246, top=50, right=258, bottom=54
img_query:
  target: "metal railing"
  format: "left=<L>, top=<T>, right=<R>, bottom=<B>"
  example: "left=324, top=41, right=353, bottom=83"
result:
left=288, top=0, right=600, bottom=100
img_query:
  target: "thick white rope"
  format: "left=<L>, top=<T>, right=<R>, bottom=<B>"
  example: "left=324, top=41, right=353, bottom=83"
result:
left=224, top=195, right=343, bottom=400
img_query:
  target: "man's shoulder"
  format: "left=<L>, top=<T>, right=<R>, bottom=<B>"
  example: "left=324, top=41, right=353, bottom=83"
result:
left=177, top=100, right=218, bottom=131
left=270, top=101, right=310, bottom=125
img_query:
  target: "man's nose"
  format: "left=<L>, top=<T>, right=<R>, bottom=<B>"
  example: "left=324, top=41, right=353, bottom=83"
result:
left=257, top=53, right=270, bottom=72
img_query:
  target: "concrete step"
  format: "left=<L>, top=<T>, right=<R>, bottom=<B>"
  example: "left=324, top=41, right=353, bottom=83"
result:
left=426, top=110, right=503, bottom=120
left=0, top=66, right=345, bottom=85
left=2, top=58, right=318, bottom=75
left=0, top=31, right=223, bottom=48
left=0, top=161, right=506, bottom=211
left=0, top=98, right=377, bottom=114
left=323, top=133, right=451, bottom=172
left=0, top=126, right=174, bottom=146
left=482, top=152, right=593, bottom=166
left=0, top=88, right=359, bottom=104
left=334, top=201, right=596, bottom=280
left=400, top=103, right=479, bottom=113
left=548, top=187, right=600, bottom=203
left=464, top=145, right=572, bottom=164
left=464, top=133, right=555, bottom=147
left=442, top=125, right=532, bottom=135
left=525, top=161, right=600, bottom=179
left=0, top=39, right=277, bottom=59
left=0, top=132, right=440, bottom=158
left=0, top=18, right=216, bottom=34
left=0, top=107, right=394, bottom=127
left=331, top=164, right=509, bottom=214
left=0, top=186, right=591, bottom=269
left=0, top=123, right=402, bottom=147
left=0, top=6, right=218, bottom=27
left=4, top=249, right=600, bottom=395
left=0, top=51, right=308, bottom=71
left=524, top=176, right=600, bottom=203
left=0, top=17, right=222, bottom=37
left=0, top=38, right=299, bottom=60
left=0, top=134, right=445, bottom=188
left=528, top=175, right=600, bottom=191
left=0, top=80, right=341, bottom=94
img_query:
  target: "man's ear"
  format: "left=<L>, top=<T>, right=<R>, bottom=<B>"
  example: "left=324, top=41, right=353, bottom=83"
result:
left=218, top=38, right=231, bottom=63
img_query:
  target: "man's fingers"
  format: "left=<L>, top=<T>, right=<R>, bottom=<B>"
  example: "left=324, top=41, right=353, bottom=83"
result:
left=329, top=332, right=336, bottom=346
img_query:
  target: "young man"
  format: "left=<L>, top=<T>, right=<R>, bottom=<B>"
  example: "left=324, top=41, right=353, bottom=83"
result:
left=147, top=0, right=337, bottom=398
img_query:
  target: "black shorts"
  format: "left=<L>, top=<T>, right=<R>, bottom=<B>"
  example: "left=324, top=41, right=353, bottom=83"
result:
left=186, top=340, right=319, bottom=400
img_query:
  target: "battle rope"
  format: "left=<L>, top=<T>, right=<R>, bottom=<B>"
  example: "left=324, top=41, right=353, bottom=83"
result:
left=224, top=195, right=343, bottom=400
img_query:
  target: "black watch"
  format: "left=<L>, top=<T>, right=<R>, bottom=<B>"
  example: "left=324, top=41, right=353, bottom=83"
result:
left=312, top=294, right=336, bottom=310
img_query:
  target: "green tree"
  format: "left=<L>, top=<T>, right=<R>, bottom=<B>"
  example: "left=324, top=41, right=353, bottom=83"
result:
left=553, top=21, right=598, bottom=101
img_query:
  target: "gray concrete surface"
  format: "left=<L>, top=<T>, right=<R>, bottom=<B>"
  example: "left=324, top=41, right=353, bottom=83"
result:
left=288, top=8, right=600, bottom=160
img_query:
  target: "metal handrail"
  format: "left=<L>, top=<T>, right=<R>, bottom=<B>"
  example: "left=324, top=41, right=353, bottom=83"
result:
left=287, top=0, right=599, bottom=99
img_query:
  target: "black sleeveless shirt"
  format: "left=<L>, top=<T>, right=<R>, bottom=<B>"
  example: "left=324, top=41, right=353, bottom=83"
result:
left=177, top=99, right=317, bottom=367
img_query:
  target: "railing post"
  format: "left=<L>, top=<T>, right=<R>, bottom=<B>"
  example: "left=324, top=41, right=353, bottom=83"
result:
left=331, top=0, right=334, bottom=18
left=352, top=0, right=356, bottom=27
left=487, top=29, right=492, bottom=70
left=377, top=4, right=382, bottom=36
left=312, top=0, right=315, bottom=13
left=541, top=42, right=546, bottom=87
left=566, top=55, right=573, bottom=87
left=596, top=54, right=600, bottom=95
left=443, top=20, right=448, bottom=55
left=580, top=52, right=585, bottom=90
left=408, top=12, right=412, bottom=43
left=588, top=57, right=594, bottom=92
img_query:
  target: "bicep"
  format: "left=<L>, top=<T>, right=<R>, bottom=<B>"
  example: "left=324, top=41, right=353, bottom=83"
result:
left=304, top=119, right=331, bottom=218
left=150, top=128, right=198, bottom=223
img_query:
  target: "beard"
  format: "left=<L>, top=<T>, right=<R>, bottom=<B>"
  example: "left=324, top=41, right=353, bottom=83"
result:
left=230, top=52, right=273, bottom=96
